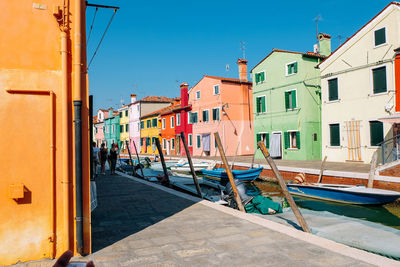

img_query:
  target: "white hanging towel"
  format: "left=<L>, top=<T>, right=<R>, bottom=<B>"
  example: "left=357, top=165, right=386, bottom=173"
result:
left=202, top=134, right=211, bottom=152
left=269, top=133, right=282, bottom=158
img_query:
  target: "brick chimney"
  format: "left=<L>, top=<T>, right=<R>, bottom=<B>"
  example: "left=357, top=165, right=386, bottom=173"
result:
left=318, top=33, right=331, bottom=57
left=237, top=59, right=248, bottom=82
left=180, top=83, right=189, bottom=107
left=130, top=93, right=136, bottom=103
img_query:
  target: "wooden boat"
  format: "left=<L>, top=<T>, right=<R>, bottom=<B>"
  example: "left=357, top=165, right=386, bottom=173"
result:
left=201, top=167, right=263, bottom=182
left=170, top=162, right=211, bottom=173
left=287, top=183, right=400, bottom=205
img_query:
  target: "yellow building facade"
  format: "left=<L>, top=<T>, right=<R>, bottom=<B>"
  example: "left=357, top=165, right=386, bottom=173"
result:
left=140, top=112, right=161, bottom=154
left=118, top=105, right=129, bottom=151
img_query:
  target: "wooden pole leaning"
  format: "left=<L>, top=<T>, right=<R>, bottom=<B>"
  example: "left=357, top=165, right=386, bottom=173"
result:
left=317, top=156, right=327, bottom=183
left=132, top=139, right=145, bottom=178
left=155, top=138, right=170, bottom=184
left=257, top=141, right=310, bottom=233
left=215, top=133, right=245, bottom=212
left=126, top=141, right=136, bottom=176
left=368, top=151, right=378, bottom=188
left=180, top=132, right=202, bottom=198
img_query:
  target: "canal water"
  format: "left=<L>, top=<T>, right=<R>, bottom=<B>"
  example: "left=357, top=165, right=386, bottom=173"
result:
left=253, top=180, right=400, bottom=230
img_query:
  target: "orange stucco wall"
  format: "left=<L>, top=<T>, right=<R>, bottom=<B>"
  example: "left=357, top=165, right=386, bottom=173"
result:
left=0, top=1, right=91, bottom=265
left=161, top=112, right=178, bottom=155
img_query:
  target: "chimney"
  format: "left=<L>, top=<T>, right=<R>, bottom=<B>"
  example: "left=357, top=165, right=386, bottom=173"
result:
left=318, top=33, right=331, bottom=57
left=130, top=93, right=137, bottom=103
left=237, top=59, right=248, bottom=82
left=180, top=83, right=189, bottom=107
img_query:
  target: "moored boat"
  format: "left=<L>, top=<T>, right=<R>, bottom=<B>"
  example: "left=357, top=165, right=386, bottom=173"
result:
left=202, top=167, right=263, bottom=183
left=287, top=183, right=400, bottom=205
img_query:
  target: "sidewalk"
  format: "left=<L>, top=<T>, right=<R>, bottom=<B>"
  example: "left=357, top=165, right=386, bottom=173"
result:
left=14, top=172, right=398, bottom=266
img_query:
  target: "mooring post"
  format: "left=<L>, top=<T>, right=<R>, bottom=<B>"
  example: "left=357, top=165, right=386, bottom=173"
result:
left=368, top=151, right=378, bottom=188
left=126, top=141, right=136, bottom=176
left=317, top=156, right=327, bottom=183
left=132, top=139, right=145, bottom=178
left=257, top=141, right=310, bottom=233
left=155, top=138, right=170, bottom=184
left=180, top=132, right=202, bottom=198
left=215, top=133, right=245, bottom=212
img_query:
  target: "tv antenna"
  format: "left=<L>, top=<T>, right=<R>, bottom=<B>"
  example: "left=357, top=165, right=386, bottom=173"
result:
left=314, top=14, right=322, bottom=41
left=336, top=34, right=343, bottom=46
left=226, top=64, right=230, bottom=72
left=240, top=41, right=246, bottom=59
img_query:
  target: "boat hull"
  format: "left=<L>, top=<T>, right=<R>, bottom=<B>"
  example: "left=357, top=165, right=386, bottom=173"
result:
left=201, top=167, right=263, bottom=181
left=287, top=184, right=400, bottom=205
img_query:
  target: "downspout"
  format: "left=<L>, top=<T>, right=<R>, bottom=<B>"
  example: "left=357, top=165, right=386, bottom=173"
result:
left=74, top=0, right=84, bottom=255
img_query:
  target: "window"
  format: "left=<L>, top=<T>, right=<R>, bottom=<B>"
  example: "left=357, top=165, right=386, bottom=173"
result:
left=196, top=135, right=201, bottom=148
left=256, top=96, right=266, bottom=114
left=120, top=125, right=124, bottom=133
left=125, top=110, right=128, bottom=117
left=190, top=112, right=198, bottom=124
left=162, top=118, right=166, bottom=129
left=125, top=124, right=129, bottom=132
left=374, top=27, right=386, bottom=46
left=202, top=110, right=209, bottom=122
left=188, top=134, right=193, bottom=147
left=329, top=124, right=340, bottom=146
left=140, top=121, right=144, bottom=129
left=146, top=137, right=150, bottom=146
left=171, top=138, right=175, bottom=150
left=146, top=119, right=151, bottom=128
left=119, top=112, right=122, bottom=118
left=111, top=125, right=115, bottom=134
left=213, top=85, right=220, bottom=95
left=152, top=118, right=157, bottom=127
left=286, top=62, right=298, bottom=76
left=163, top=138, right=166, bottom=149
left=256, top=133, right=269, bottom=148
left=284, top=131, right=300, bottom=149
left=176, top=114, right=181, bottom=126
left=196, top=90, right=201, bottom=99
left=328, top=78, right=338, bottom=101
left=285, top=90, right=297, bottom=110
left=255, top=71, right=266, bottom=84
left=171, top=116, right=175, bottom=128
left=372, top=66, right=387, bottom=94
left=370, top=121, right=384, bottom=146
left=212, top=108, right=220, bottom=121
left=140, top=138, right=143, bottom=146
left=152, top=137, right=157, bottom=145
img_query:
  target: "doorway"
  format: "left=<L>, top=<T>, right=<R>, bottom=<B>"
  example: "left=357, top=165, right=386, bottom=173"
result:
left=270, top=132, right=282, bottom=159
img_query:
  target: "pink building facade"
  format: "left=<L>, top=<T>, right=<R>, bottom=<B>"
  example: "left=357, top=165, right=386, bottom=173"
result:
left=94, top=109, right=110, bottom=147
left=189, top=59, right=254, bottom=157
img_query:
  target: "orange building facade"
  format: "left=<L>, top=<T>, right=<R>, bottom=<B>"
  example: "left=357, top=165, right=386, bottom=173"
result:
left=0, top=0, right=91, bottom=265
left=160, top=100, right=181, bottom=156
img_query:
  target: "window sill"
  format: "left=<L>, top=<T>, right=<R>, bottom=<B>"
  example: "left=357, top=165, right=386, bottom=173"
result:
left=286, top=108, right=298, bottom=111
left=374, top=43, right=388, bottom=49
left=256, top=112, right=267, bottom=115
left=328, top=145, right=342, bottom=148
left=326, top=99, right=340, bottom=103
left=285, top=73, right=297, bottom=77
left=287, top=148, right=299, bottom=150
left=369, top=91, right=389, bottom=97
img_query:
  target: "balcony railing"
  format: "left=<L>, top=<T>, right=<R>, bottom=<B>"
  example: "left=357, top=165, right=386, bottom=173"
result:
left=378, top=134, right=400, bottom=165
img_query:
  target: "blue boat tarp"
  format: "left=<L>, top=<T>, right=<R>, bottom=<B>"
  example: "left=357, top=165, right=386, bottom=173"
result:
left=201, top=167, right=263, bottom=181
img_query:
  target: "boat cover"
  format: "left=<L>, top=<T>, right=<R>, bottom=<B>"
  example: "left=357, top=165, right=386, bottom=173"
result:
left=245, top=195, right=282, bottom=214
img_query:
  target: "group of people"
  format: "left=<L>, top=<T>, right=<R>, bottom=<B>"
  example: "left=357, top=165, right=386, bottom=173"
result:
left=92, top=142, right=119, bottom=176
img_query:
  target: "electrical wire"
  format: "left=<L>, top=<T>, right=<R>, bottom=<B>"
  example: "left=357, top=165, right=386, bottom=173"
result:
left=87, top=7, right=98, bottom=45
left=88, top=9, right=117, bottom=69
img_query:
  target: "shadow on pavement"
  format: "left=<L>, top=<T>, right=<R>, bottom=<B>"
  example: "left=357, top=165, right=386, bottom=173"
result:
left=91, top=172, right=197, bottom=252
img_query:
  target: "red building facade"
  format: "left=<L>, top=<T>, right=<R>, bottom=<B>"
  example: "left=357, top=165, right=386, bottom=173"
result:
left=174, top=83, right=193, bottom=156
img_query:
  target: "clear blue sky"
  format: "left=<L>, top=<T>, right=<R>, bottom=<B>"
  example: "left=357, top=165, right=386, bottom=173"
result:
left=87, top=0, right=392, bottom=111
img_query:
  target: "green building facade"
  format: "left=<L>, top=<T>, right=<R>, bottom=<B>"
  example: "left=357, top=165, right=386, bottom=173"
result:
left=251, top=49, right=326, bottom=160
left=104, top=110, right=120, bottom=149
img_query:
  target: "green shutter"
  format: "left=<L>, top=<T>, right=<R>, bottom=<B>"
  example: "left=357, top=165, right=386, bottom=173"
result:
left=288, top=65, right=292, bottom=75
left=291, top=90, right=297, bottom=108
left=140, top=138, right=143, bottom=146
left=373, top=67, right=387, bottom=94
left=265, top=133, right=270, bottom=148
left=261, top=96, right=266, bottom=113
left=260, top=72, right=265, bottom=82
left=330, top=124, right=340, bottom=146
left=256, top=97, right=261, bottom=113
left=285, top=92, right=289, bottom=109
left=255, top=73, right=260, bottom=83
left=296, top=131, right=300, bottom=149
left=284, top=132, right=289, bottom=149
left=328, top=78, right=338, bottom=101
left=294, top=62, right=298, bottom=73
left=370, top=121, right=384, bottom=146
left=256, top=133, right=261, bottom=143
left=374, top=28, right=386, bottom=46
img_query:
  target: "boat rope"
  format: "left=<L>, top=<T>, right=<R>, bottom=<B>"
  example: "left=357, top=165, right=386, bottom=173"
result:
left=86, top=7, right=98, bottom=45
left=88, top=8, right=117, bottom=69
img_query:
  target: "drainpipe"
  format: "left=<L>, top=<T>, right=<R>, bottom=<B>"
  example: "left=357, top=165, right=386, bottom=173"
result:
left=74, top=0, right=84, bottom=255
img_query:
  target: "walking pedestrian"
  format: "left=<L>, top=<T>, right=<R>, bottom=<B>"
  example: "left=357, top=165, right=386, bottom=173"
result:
left=100, top=143, right=108, bottom=175
left=109, top=143, right=118, bottom=175
left=92, top=142, right=100, bottom=178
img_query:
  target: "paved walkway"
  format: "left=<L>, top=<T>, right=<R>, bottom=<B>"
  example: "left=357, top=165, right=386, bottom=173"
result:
left=13, top=172, right=398, bottom=267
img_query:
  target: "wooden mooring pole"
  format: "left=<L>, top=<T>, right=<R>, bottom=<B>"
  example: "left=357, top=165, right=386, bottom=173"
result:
left=317, top=156, right=327, bottom=183
left=368, top=151, right=378, bottom=188
left=132, top=139, right=145, bottom=178
left=180, top=132, right=202, bottom=198
left=155, top=138, right=170, bottom=184
left=257, top=141, right=310, bottom=233
left=126, top=141, right=136, bottom=176
left=215, top=133, right=245, bottom=212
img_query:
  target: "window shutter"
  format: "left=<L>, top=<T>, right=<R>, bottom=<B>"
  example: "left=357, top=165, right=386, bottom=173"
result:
left=373, top=67, right=387, bottom=94
left=260, top=72, right=265, bottom=82
left=328, top=78, right=338, bottom=101
left=330, top=124, right=340, bottom=146
left=255, top=73, right=259, bottom=83
left=261, top=96, right=266, bottom=113
left=265, top=133, right=270, bottom=148
left=256, top=133, right=261, bottom=143
left=285, top=92, right=289, bottom=109
left=140, top=138, right=143, bottom=146
left=374, top=28, right=386, bottom=46
left=370, top=121, right=384, bottom=146
left=296, top=131, right=300, bottom=149
left=291, top=90, right=297, bottom=108
left=284, top=132, right=289, bottom=149
left=256, top=97, right=261, bottom=113
left=294, top=62, right=298, bottom=73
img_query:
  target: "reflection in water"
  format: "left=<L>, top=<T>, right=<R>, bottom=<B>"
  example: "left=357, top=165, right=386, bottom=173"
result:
left=254, top=181, right=400, bottom=230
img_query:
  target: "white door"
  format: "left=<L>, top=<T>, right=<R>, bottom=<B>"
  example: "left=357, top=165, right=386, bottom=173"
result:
left=270, top=133, right=282, bottom=158
left=167, top=140, right=170, bottom=155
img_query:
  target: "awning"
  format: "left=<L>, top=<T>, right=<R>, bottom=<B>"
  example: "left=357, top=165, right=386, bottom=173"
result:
left=377, top=115, right=400, bottom=124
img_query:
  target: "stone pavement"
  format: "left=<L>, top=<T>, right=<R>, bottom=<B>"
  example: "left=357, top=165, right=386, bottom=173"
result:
left=13, top=172, right=398, bottom=267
